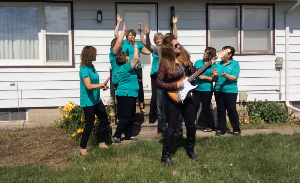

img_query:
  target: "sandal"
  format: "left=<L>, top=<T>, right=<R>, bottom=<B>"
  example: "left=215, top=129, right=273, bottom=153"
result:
left=203, top=128, right=212, bottom=132
left=114, top=137, right=121, bottom=143
left=233, top=131, right=241, bottom=136
left=215, top=131, right=225, bottom=136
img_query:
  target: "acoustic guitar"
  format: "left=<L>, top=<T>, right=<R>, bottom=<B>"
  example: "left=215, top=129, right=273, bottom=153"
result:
left=167, top=49, right=230, bottom=103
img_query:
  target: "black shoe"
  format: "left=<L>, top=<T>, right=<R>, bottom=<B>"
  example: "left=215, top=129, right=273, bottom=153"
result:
left=187, top=151, right=199, bottom=160
left=161, top=128, right=175, bottom=164
left=215, top=131, right=225, bottom=136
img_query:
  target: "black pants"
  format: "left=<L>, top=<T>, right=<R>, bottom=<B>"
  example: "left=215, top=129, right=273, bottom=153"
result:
left=80, top=101, right=109, bottom=149
left=166, top=97, right=195, bottom=129
left=114, top=96, right=137, bottom=139
left=214, top=91, right=240, bottom=133
left=136, top=68, right=144, bottom=103
left=149, top=74, right=157, bottom=123
left=194, top=91, right=215, bottom=129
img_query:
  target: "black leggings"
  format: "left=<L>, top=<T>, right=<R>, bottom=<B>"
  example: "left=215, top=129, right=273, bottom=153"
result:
left=114, top=96, right=137, bottom=139
left=166, top=96, right=195, bottom=129
left=135, top=68, right=144, bottom=104
left=80, top=101, right=109, bottom=149
left=149, top=74, right=157, bottom=123
left=193, top=91, right=215, bottom=129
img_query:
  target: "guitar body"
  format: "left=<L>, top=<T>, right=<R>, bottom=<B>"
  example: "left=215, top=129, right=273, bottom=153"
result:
left=167, top=76, right=198, bottom=103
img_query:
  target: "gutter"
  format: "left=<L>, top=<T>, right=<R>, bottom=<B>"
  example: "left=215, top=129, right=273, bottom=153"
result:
left=285, top=0, right=300, bottom=112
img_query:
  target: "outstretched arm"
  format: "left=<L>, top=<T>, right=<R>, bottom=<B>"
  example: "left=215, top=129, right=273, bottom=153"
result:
left=138, top=23, right=147, bottom=46
left=144, top=24, right=153, bottom=51
left=172, top=15, right=178, bottom=39
left=130, top=41, right=139, bottom=69
left=113, top=22, right=126, bottom=54
left=114, top=14, right=122, bottom=38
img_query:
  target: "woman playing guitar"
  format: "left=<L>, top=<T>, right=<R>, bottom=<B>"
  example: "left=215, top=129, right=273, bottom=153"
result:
left=156, top=35, right=215, bottom=164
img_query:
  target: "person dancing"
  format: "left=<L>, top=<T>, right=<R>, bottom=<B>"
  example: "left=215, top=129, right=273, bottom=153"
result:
left=113, top=40, right=141, bottom=143
left=79, top=46, right=110, bottom=156
left=194, top=47, right=217, bottom=132
left=212, top=46, right=241, bottom=136
left=115, top=21, right=151, bottom=113
left=157, top=35, right=210, bottom=164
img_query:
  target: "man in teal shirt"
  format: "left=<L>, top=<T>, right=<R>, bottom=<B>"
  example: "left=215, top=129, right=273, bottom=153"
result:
left=212, top=46, right=241, bottom=136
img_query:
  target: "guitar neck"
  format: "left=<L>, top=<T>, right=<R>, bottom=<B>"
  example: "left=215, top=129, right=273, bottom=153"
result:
left=187, top=56, right=218, bottom=83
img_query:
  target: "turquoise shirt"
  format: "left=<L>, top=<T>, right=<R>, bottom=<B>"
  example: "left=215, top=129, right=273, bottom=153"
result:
left=116, top=62, right=139, bottom=97
left=79, top=65, right=101, bottom=107
left=122, top=40, right=144, bottom=69
left=109, top=49, right=119, bottom=84
left=150, top=53, right=159, bottom=75
left=213, top=59, right=240, bottom=93
left=194, top=59, right=213, bottom=91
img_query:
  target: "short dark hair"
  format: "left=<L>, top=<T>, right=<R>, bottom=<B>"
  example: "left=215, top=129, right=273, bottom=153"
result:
left=222, top=46, right=235, bottom=59
left=110, top=38, right=117, bottom=50
left=116, top=52, right=127, bottom=66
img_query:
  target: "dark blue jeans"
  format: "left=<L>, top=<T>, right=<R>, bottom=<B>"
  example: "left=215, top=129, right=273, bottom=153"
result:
left=157, top=88, right=183, bottom=134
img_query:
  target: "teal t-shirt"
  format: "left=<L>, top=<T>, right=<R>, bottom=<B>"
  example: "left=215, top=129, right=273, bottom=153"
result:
left=150, top=53, right=159, bottom=75
left=116, top=62, right=139, bottom=97
left=194, top=59, right=213, bottom=91
left=79, top=65, right=101, bottom=107
left=122, top=40, right=144, bottom=69
left=213, top=59, right=240, bottom=93
left=109, top=49, right=119, bottom=84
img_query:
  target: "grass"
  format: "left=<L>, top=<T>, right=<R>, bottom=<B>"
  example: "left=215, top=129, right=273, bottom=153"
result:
left=1, top=129, right=300, bottom=182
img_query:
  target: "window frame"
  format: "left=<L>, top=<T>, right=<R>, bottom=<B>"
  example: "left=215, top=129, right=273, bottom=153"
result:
left=206, top=3, right=275, bottom=55
left=0, top=1, right=74, bottom=68
left=0, top=108, right=28, bottom=122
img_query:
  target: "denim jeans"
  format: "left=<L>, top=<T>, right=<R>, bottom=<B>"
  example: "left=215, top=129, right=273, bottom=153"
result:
left=157, top=88, right=183, bottom=134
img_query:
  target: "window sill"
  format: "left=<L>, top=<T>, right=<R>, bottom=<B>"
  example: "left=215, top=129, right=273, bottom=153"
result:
left=0, top=60, right=75, bottom=68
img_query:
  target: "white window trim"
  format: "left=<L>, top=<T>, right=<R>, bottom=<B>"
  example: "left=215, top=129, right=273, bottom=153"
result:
left=241, top=5, right=273, bottom=54
left=208, top=5, right=274, bottom=55
left=0, top=2, right=73, bottom=67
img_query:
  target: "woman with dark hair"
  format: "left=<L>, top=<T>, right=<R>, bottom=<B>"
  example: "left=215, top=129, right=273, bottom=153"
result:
left=157, top=35, right=215, bottom=164
left=212, top=46, right=241, bottom=136
left=79, top=46, right=110, bottom=156
left=194, top=47, right=217, bottom=132
left=113, top=41, right=141, bottom=143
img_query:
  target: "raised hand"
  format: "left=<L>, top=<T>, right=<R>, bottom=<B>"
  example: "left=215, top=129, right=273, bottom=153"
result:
left=117, top=14, right=122, bottom=22
left=138, top=22, right=142, bottom=32
left=172, top=15, right=178, bottom=24
left=220, top=72, right=227, bottom=77
left=144, top=24, right=150, bottom=35
left=123, top=22, right=126, bottom=31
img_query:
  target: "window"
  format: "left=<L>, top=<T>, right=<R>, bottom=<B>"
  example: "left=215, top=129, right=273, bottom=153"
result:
left=0, top=2, right=73, bottom=67
left=0, top=108, right=27, bottom=122
left=207, top=4, right=274, bottom=54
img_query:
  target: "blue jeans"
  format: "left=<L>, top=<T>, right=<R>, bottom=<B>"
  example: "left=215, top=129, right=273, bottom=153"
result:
left=157, top=88, right=183, bottom=134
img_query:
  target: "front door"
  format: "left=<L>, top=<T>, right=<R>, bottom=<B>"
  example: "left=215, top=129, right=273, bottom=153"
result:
left=117, top=3, right=157, bottom=95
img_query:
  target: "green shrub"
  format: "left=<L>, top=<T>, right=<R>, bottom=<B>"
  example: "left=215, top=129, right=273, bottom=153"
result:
left=54, top=100, right=114, bottom=144
left=247, top=99, right=296, bottom=124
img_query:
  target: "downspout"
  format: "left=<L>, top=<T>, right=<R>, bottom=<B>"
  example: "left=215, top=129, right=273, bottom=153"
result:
left=285, top=0, right=300, bottom=112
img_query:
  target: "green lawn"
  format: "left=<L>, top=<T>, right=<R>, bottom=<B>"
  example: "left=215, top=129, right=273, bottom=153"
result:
left=1, top=133, right=300, bottom=183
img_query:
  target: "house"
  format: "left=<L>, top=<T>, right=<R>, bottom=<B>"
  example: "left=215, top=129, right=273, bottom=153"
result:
left=0, top=0, right=300, bottom=124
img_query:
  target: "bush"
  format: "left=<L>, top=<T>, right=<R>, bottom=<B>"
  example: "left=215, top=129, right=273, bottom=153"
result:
left=246, top=99, right=296, bottom=124
left=54, top=100, right=114, bottom=144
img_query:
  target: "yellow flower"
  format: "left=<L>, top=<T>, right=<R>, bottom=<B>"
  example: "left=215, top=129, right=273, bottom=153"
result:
left=77, top=128, right=84, bottom=134
left=58, top=106, right=62, bottom=109
left=65, top=114, right=69, bottom=118
left=102, top=99, right=106, bottom=102
left=72, top=133, right=76, bottom=137
left=69, top=101, right=73, bottom=104
left=58, top=119, right=61, bottom=123
left=63, top=124, right=66, bottom=127
left=110, top=112, right=114, bottom=116
left=80, top=118, right=84, bottom=122
left=94, top=120, right=97, bottom=124
left=95, top=114, right=97, bottom=117
left=72, top=104, right=75, bottom=109
left=61, top=114, right=64, bottom=118
left=69, top=115, right=72, bottom=118
left=64, top=106, right=68, bottom=111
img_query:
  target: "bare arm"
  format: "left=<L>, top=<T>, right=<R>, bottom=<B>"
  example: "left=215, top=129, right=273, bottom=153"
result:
left=114, top=14, right=122, bottom=38
left=113, top=22, right=126, bottom=54
left=223, top=74, right=237, bottom=82
left=138, top=23, right=147, bottom=45
left=144, top=24, right=152, bottom=51
left=199, top=76, right=214, bottom=82
left=172, top=15, right=178, bottom=39
left=83, top=77, right=108, bottom=90
left=130, top=42, right=139, bottom=69
left=141, top=47, right=151, bottom=55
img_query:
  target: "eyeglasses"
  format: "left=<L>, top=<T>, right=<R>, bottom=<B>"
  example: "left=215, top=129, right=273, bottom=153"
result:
left=174, top=43, right=180, bottom=48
